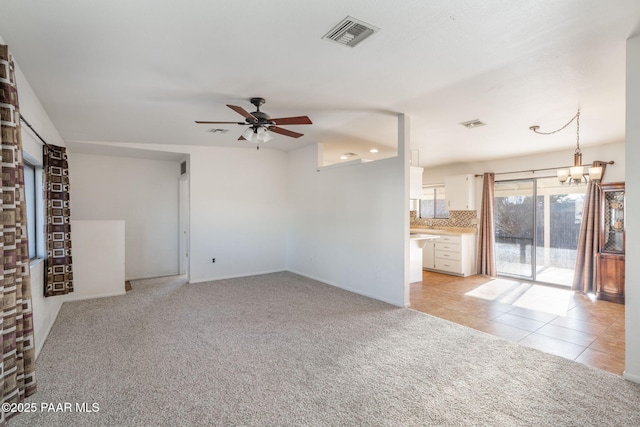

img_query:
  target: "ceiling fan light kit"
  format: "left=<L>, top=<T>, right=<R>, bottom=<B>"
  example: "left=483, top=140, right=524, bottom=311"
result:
left=241, top=126, right=273, bottom=143
left=241, top=127, right=256, bottom=141
left=529, top=109, right=609, bottom=185
left=196, top=97, right=312, bottom=149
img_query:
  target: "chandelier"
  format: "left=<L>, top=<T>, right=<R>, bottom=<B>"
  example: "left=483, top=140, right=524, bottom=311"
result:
left=529, top=109, right=602, bottom=184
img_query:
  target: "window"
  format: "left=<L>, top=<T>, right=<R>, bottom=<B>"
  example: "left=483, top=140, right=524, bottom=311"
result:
left=419, top=186, right=449, bottom=219
left=23, top=160, right=42, bottom=260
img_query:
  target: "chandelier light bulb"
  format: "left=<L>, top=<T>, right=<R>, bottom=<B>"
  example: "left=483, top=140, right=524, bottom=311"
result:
left=557, top=169, right=569, bottom=183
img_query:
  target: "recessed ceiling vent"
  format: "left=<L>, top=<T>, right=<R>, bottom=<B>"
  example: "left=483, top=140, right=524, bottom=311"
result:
left=208, top=128, right=229, bottom=133
left=459, top=119, right=486, bottom=129
left=323, top=16, right=380, bottom=47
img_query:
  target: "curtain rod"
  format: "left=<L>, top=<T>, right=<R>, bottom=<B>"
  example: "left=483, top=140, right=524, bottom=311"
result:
left=19, top=113, right=60, bottom=151
left=473, top=160, right=614, bottom=178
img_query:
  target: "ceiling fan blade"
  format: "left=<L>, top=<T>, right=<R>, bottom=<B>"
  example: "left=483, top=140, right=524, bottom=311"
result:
left=195, top=121, right=245, bottom=124
left=270, top=116, right=313, bottom=125
left=238, top=135, right=246, bottom=141
left=270, top=126, right=304, bottom=138
left=227, top=104, right=257, bottom=121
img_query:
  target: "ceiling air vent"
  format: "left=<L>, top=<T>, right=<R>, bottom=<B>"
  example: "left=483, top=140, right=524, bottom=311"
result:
left=459, top=119, right=486, bottom=129
left=208, top=128, right=229, bottom=133
left=323, top=16, right=380, bottom=47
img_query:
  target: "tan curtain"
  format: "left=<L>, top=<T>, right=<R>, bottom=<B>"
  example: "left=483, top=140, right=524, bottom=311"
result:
left=477, top=173, right=496, bottom=277
left=0, top=44, right=37, bottom=425
left=572, top=162, right=608, bottom=294
left=43, top=145, right=73, bottom=297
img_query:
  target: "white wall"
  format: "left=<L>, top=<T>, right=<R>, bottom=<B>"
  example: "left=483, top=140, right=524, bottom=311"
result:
left=109, top=119, right=410, bottom=306
left=4, top=36, right=68, bottom=359
left=286, top=143, right=407, bottom=306
left=624, top=34, right=640, bottom=383
left=188, top=146, right=288, bottom=283
left=62, top=142, right=290, bottom=286
left=423, top=141, right=626, bottom=210
left=424, top=141, right=625, bottom=183
left=66, top=220, right=125, bottom=302
left=71, top=153, right=180, bottom=280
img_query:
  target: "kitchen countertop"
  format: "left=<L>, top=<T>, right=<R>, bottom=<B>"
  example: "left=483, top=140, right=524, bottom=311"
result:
left=409, top=233, right=439, bottom=249
left=410, top=227, right=477, bottom=236
left=409, top=233, right=440, bottom=240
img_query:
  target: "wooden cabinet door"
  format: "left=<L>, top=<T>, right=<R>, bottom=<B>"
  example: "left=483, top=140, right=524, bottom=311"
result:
left=597, top=253, right=625, bottom=304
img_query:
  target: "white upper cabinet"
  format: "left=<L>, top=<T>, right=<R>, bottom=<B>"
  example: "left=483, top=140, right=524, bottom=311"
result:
left=410, top=166, right=424, bottom=199
left=445, top=174, right=475, bottom=210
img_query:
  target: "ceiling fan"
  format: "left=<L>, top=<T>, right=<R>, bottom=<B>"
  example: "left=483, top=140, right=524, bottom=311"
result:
left=195, top=97, right=312, bottom=147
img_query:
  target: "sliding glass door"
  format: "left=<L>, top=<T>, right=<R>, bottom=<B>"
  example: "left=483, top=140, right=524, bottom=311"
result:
left=534, top=177, right=586, bottom=286
left=494, top=180, right=535, bottom=278
left=494, top=177, right=586, bottom=286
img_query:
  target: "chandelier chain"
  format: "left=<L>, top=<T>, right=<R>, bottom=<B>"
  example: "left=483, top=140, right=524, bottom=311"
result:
left=530, top=109, right=581, bottom=153
left=530, top=110, right=579, bottom=134
left=576, top=110, right=580, bottom=152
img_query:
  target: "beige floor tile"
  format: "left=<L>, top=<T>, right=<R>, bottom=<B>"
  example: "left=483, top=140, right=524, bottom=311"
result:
left=518, top=333, right=586, bottom=360
left=535, top=323, right=597, bottom=347
left=492, top=313, right=546, bottom=332
left=575, top=348, right=625, bottom=376
left=411, top=271, right=625, bottom=376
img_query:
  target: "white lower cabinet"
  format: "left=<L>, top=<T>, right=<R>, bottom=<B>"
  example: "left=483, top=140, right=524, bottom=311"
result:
left=423, top=239, right=435, bottom=269
left=423, top=234, right=477, bottom=277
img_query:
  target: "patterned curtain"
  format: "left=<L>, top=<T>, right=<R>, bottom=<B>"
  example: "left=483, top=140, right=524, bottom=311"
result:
left=572, top=162, right=608, bottom=294
left=43, top=145, right=73, bottom=297
left=0, top=44, right=37, bottom=425
left=477, top=173, right=496, bottom=277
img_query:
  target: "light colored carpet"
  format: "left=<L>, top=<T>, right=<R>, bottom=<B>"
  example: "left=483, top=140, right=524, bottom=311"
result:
left=9, top=272, right=640, bottom=426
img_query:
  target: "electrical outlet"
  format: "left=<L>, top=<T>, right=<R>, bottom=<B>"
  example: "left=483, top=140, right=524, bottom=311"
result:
left=212, top=258, right=216, bottom=263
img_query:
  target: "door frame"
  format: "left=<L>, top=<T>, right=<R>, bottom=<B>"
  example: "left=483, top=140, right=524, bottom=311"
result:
left=179, top=169, right=190, bottom=279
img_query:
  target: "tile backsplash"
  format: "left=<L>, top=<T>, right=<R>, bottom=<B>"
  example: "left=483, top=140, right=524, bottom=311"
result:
left=411, top=210, right=478, bottom=229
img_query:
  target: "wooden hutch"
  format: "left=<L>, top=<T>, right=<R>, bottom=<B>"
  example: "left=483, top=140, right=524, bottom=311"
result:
left=596, top=182, right=625, bottom=304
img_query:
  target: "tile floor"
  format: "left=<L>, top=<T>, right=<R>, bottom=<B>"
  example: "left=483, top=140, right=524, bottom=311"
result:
left=410, top=270, right=626, bottom=376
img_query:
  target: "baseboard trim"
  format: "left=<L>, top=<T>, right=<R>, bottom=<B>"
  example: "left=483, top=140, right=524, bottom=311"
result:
left=63, top=291, right=127, bottom=303
left=126, top=272, right=181, bottom=282
left=35, top=299, right=63, bottom=361
left=287, top=269, right=405, bottom=307
left=189, top=269, right=285, bottom=285
left=623, top=371, right=640, bottom=384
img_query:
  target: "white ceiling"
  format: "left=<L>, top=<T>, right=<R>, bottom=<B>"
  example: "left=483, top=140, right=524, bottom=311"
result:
left=1, top=0, right=639, bottom=167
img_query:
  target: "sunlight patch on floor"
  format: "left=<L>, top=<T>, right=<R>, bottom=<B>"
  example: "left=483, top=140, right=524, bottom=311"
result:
left=465, top=278, right=574, bottom=316
left=465, top=278, right=531, bottom=303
